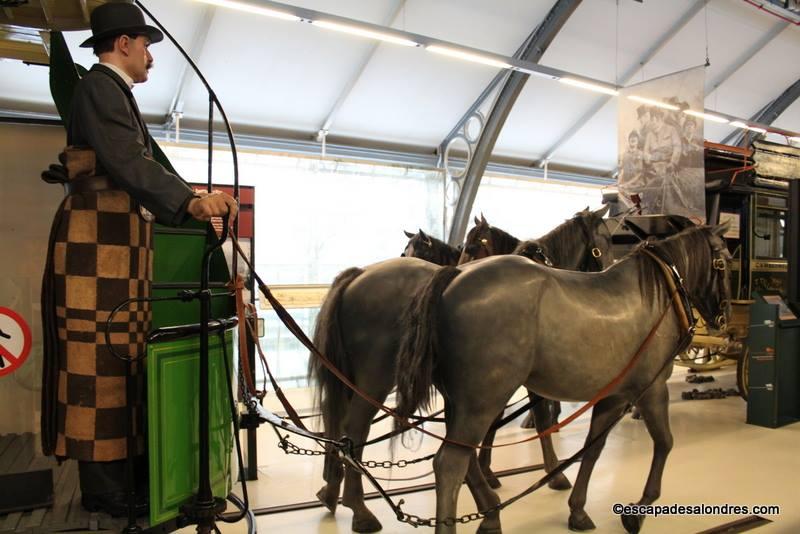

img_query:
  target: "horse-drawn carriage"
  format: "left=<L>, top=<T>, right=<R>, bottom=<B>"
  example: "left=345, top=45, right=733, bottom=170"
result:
left=605, top=140, right=799, bottom=399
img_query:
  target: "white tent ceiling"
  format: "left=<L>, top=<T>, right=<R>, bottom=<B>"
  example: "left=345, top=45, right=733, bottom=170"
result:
left=1, top=0, right=799, bottom=175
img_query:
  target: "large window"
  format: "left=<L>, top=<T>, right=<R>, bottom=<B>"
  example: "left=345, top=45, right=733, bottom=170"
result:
left=163, top=144, right=444, bottom=387
left=163, top=144, right=604, bottom=387
left=468, top=174, right=607, bottom=241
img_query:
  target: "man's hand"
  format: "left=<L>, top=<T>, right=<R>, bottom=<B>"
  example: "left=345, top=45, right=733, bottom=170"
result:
left=187, top=191, right=238, bottom=222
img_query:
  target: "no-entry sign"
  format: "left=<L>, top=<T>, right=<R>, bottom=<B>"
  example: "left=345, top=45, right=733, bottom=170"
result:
left=0, top=307, right=32, bottom=378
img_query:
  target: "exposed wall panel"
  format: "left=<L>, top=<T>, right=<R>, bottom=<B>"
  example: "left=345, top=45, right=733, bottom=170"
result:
left=0, top=123, right=65, bottom=435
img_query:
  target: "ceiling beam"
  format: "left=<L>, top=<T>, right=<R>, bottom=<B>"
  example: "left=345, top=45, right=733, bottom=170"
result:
left=536, top=0, right=709, bottom=167
left=729, top=77, right=800, bottom=147
left=164, top=5, right=216, bottom=126
left=436, top=28, right=543, bottom=161
left=448, top=0, right=582, bottom=246
left=317, top=0, right=406, bottom=138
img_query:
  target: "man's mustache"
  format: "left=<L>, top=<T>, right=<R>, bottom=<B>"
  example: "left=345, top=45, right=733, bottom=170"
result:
left=146, top=62, right=153, bottom=71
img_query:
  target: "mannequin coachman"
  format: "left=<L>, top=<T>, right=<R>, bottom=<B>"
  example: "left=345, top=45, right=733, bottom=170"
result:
left=40, top=2, right=238, bottom=517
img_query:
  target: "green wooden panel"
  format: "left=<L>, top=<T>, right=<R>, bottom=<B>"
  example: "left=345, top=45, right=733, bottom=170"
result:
left=153, top=233, right=207, bottom=283
left=147, top=331, right=234, bottom=526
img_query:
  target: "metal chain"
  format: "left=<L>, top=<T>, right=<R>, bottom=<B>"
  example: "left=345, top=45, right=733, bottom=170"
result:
left=278, top=434, right=435, bottom=468
left=361, top=454, right=435, bottom=469
left=397, top=508, right=491, bottom=528
left=278, top=436, right=325, bottom=457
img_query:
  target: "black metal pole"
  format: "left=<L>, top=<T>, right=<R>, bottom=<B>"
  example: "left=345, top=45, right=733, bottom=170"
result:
left=198, top=94, right=214, bottom=506
left=122, top=358, right=142, bottom=533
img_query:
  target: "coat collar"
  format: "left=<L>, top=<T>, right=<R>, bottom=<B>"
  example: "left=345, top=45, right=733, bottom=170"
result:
left=91, top=63, right=133, bottom=96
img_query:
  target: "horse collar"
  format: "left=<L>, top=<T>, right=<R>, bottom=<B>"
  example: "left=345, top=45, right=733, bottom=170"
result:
left=641, top=244, right=696, bottom=337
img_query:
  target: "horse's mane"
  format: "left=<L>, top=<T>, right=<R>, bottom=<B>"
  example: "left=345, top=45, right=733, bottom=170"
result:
left=516, top=210, right=600, bottom=266
left=628, top=225, right=713, bottom=302
left=432, top=236, right=462, bottom=265
left=488, top=225, right=521, bottom=254
left=413, top=233, right=461, bottom=265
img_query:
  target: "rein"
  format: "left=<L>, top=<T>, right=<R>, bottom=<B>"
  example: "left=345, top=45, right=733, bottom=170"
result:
left=228, top=231, right=695, bottom=452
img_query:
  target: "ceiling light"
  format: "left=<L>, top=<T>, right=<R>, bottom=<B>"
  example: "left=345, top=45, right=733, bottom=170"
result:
left=559, top=77, right=619, bottom=96
left=312, top=20, right=418, bottom=46
left=730, top=121, right=767, bottom=133
left=683, top=109, right=729, bottom=124
left=195, top=0, right=301, bottom=21
left=626, top=95, right=680, bottom=111
left=426, top=45, right=512, bottom=69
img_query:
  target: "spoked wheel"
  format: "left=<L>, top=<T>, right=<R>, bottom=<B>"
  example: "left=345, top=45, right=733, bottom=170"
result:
left=676, top=346, right=732, bottom=371
left=736, top=347, right=750, bottom=400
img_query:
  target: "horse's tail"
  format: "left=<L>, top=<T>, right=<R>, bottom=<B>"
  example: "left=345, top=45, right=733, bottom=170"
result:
left=308, top=266, right=365, bottom=439
left=395, top=265, right=461, bottom=427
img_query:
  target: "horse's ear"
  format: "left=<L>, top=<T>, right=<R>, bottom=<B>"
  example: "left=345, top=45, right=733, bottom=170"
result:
left=711, top=220, right=730, bottom=237
left=474, top=215, right=480, bottom=225
left=480, top=213, right=487, bottom=225
left=594, top=205, right=610, bottom=217
left=404, top=230, right=415, bottom=238
left=419, top=228, right=428, bottom=238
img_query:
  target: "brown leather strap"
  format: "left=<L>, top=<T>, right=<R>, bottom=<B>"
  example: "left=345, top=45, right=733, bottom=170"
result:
left=230, top=231, right=682, bottom=450
left=232, top=277, right=262, bottom=400
left=65, top=175, right=119, bottom=195
left=641, top=248, right=692, bottom=332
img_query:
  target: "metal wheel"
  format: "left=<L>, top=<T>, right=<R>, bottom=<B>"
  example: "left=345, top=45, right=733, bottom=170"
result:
left=675, top=346, right=732, bottom=371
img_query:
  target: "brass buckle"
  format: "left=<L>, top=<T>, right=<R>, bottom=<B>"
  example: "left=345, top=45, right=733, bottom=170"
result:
left=712, top=258, right=726, bottom=270
left=591, top=247, right=602, bottom=258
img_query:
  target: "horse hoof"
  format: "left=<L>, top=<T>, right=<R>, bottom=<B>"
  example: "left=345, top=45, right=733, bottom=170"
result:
left=621, top=513, right=643, bottom=534
left=352, top=510, right=382, bottom=533
left=568, top=512, right=596, bottom=531
left=548, top=473, right=572, bottom=491
left=315, top=486, right=338, bottom=514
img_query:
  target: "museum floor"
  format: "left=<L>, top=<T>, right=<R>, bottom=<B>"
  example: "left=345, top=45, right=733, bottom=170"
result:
left=185, top=365, right=800, bottom=534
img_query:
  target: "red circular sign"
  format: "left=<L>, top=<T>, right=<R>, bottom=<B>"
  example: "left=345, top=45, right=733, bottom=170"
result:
left=0, top=307, right=32, bottom=378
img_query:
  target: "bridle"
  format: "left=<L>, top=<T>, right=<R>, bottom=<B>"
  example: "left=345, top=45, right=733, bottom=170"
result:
left=400, top=233, right=434, bottom=258
left=460, top=225, right=494, bottom=263
left=640, top=235, right=730, bottom=340
left=575, top=214, right=610, bottom=272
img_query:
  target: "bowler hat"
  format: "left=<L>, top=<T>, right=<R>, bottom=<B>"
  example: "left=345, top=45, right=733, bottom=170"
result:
left=80, top=2, right=163, bottom=48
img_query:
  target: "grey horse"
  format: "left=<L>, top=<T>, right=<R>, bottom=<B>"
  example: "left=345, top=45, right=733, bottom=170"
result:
left=308, top=207, right=613, bottom=533
left=394, top=224, right=731, bottom=534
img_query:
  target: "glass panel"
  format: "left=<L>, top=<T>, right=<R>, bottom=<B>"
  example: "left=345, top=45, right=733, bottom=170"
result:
left=470, top=174, right=605, bottom=239
left=254, top=307, right=320, bottom=388
left=753, top=208, right=786, bottom=259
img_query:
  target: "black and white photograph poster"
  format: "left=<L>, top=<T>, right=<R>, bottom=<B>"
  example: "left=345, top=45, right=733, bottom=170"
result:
left=617, top=66, right=706, bottom=223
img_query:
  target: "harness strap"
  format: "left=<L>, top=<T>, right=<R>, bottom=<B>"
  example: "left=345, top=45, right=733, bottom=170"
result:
left=228, top=231, right=686, bottom=451
left=232, top=277, right=262, bottom=400
left=641, top=247, right=695, bottom=335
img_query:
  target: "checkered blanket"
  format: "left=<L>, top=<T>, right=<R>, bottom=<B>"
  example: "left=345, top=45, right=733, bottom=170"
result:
left=42, top=186, right=152, bottom=461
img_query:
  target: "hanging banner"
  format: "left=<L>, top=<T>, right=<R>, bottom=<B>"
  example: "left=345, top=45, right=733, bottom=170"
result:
left=617, top=66, right=706, bottom=223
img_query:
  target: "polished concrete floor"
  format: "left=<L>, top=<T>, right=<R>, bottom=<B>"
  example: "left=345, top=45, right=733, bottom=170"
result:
left=184, top=365, right=800, bottom=533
